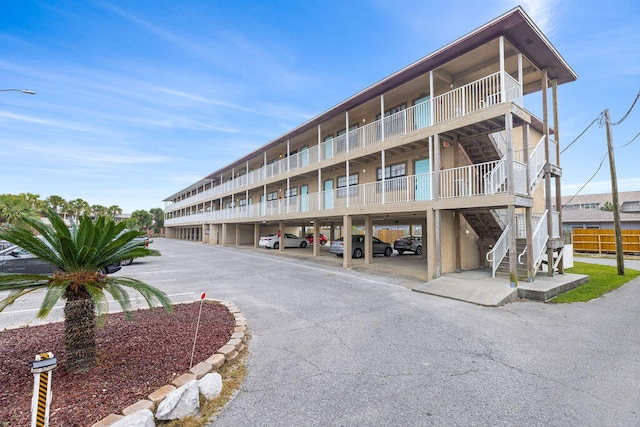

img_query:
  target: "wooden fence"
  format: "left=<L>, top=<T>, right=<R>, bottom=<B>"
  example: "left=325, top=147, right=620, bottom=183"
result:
left=572, top=229, right=640, bottom=254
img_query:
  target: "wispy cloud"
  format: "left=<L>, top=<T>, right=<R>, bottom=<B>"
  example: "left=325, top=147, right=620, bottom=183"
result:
left=2, top=140, right=171, bottom=167
left=520, top=0, right=559, bottom=36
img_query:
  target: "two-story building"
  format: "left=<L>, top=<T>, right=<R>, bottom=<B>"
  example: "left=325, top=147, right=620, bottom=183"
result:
left=163, top=7, right=578, bottom=284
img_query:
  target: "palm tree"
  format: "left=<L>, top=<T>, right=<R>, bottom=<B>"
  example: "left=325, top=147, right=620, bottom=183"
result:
left=66, top=198, right=90, bottom=224
left=150, top=208, right=165, bottom=234
left=0, top=209, right=172, bottom=373
left=91, top=204, right=108, bottom=218
left=108, top=205, right=122, bottom=219
left=0, top=194, right=38, bottom=227
left=46, top=195, right=66, bottom=214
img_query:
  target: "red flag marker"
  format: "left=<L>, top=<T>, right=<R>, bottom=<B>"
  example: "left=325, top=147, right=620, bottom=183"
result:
left=201, top=292, right=206, bottom=300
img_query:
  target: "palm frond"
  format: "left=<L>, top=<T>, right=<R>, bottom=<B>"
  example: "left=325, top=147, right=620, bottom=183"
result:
left=105, top=277, right=173, bottom=314
left=0, top=273, right=50, bottom=289
left=38, top=283, right=69, bottom=318
left=0, top=287, right=43, bottom=312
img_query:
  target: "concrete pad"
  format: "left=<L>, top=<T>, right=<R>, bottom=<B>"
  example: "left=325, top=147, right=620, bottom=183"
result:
left=412, top=270, right=518, bottom=306
left=518, top=273, right=589, bottom=301
left=412, top=269, right=590, bottom=306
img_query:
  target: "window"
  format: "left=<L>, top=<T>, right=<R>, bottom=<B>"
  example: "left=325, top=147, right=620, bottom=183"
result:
left=267, top=191, right=278, bottom=201
left=285, top=187, right=298, bottom=198
left=238, top=199, right=247, bottom=207
left=377, top=163, right=406, bottom=180
left=581, top=203, right=599, bottom=210
left=337, top=174, right=359, bottom=197
left=376, top=162, right=406, bottom=191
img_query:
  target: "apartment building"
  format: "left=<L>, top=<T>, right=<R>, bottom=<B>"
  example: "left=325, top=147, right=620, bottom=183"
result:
left=558, top=191, right=640, bottom=231
left=163, top=7, right=578, bottom=283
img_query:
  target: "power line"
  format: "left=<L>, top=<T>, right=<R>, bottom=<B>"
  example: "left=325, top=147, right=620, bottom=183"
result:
left=560, top=115, right=602, bottom=154
left=611, top=89, right=640, bottom=126
left=615, top=129, right=640, bottom=149
left=561, top=89, right=639, bottom=154
left=562, top=151, right=608, bottom=208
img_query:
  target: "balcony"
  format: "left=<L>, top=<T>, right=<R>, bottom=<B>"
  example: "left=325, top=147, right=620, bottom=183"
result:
left=166, top=71, right=523, bottom=212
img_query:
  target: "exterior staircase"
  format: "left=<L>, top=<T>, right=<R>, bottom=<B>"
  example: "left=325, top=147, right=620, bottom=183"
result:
left=495, top=238, right=530, bottom=280
left=457, top=132, right=503, bottom=164
left=460, top=208, right=504, bottom=245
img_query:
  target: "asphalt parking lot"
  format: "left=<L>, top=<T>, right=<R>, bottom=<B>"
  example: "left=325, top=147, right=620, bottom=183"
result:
left=2, top=238, right=639, bottom=426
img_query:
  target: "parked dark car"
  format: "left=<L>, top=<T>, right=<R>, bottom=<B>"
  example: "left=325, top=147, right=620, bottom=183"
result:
left=329, top=235, right=393, bottom=258
left=394, top=236, right=423, bottom=255
left=121, top=236, right=150, bottom=266
left=305, top=233, right=328, bottom=246
left=0, top=244, right=121, bottom=275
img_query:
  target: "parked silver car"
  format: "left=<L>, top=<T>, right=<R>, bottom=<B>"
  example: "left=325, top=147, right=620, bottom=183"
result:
left=329, top=235, right=393, bottom=258
left=394, top=236, right=423, bottom=255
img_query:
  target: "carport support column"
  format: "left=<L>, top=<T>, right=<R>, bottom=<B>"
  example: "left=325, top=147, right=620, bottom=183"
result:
left=343, top=215, right=352, bottom=268
left=221, top=223, right=228, bottom=247
left=435, top=209, right=442, bottom=278
left=426, top=208, right=437, bottom=280
left=364, top=215, right=373, bottom=264
left=278, top=221, right=284, bottom=252
left=254, top=224, right=260, bottom=248
left=313, top=218, right=320, bottom=256
left=454, top=211, right=461, bottom=272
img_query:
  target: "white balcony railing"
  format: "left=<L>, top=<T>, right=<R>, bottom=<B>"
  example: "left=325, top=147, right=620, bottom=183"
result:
left=166, top=155, right=533, bottom=226
left=167, top=71, right=523, bottom=210
left=440, top=160, right=505, bottom=198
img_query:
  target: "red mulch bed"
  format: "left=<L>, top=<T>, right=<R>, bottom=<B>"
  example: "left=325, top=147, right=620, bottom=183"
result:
left=0, top=301, right=235, bottom=426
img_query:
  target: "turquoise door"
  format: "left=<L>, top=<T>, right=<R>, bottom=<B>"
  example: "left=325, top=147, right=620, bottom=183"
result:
left=260, top=194, right=265, bottom=215
left=415, top=158, right=431, bottom=200
left=414, top=95, right=431, bottom=130
left=301, top=185, right=308, bottom=212
left=301, top=146, right=309, bottom=167
left=323, top=136, right=333, bottom=160
left=324, top=179, right=333, bottom=209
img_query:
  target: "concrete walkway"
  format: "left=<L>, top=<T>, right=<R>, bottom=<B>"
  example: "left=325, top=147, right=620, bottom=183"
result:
left=413, top=270, right=589, bottom=306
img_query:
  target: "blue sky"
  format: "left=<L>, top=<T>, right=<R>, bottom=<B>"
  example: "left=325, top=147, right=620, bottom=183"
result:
left=1, top=0, right=638, bottom=213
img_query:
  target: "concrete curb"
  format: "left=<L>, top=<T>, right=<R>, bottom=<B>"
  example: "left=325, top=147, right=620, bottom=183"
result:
left=91, top=299, right=248, bottom=427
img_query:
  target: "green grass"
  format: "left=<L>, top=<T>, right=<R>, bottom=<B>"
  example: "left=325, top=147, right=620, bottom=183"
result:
left=551, top=261, right=640, bottom=303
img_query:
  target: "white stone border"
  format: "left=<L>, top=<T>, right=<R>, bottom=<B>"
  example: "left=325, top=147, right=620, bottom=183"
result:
left=91, top=299, right=248, bottom=427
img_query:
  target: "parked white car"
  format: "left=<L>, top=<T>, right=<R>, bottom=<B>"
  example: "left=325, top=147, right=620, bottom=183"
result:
left=259, top=233, right=308, bottom=249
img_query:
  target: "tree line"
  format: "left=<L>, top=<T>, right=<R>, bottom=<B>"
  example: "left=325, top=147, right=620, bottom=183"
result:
left=0, top=193, right=164, bottom=234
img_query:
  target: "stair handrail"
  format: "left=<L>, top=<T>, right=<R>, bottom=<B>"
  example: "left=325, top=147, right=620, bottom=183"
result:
left=488, top=131, right=508, bottom=157
left=531, top=210, right=549, bottom=275
left=517, top=246, right=527, bottom=265
left=484, top=155, right=507, bottom=195
left=486, top=224, right=510, bottom=278
left=528, top=135, right=547, bottom=193
left=515, top=211, right=549, bottom=278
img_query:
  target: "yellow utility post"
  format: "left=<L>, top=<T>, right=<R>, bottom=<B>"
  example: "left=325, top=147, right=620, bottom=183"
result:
left=30, top=352, right=57, bottom=427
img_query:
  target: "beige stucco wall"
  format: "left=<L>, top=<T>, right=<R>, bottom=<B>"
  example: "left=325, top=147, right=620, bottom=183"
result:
left=439, top=211, right=481, bottom=273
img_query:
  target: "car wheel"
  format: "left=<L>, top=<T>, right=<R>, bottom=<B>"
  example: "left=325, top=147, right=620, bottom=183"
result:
left=384, top=247, right=392, bottom=257
left=300, top=241, right=308, bottom=248
left=122, top=258, right=134, bottom=266
left=415, top=246, right=423, bottom=255
left=353, top=248, right=363, bottom=258
left=321, top=241, right=326, bottom=246
left=397, top=250, right=404, bottom=255
left=273, top=242, right=279, bottom=250
left=336, top=254, right=343, bottom=257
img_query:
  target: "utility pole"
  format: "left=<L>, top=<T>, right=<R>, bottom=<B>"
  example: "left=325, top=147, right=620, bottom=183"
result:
left=604, top=109, right=624, bottom=275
